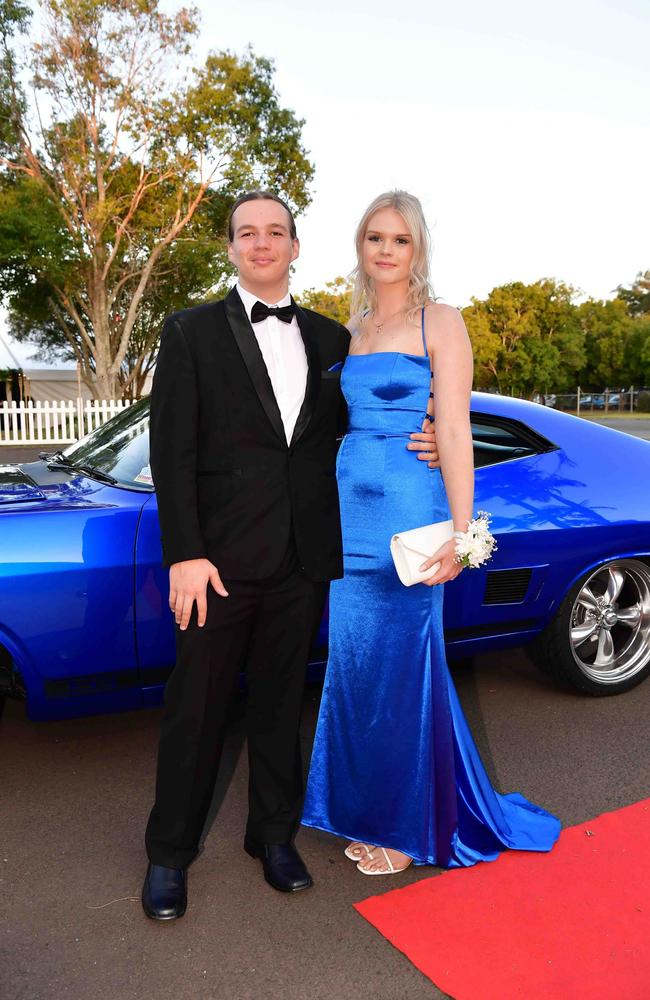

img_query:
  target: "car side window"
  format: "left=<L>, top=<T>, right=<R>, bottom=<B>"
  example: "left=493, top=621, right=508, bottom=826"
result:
left=471, top=417, right=541, bottom=469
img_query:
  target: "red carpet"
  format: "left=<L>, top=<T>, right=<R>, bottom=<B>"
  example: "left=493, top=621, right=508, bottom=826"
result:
left=354, top=800, right=650, bottom=999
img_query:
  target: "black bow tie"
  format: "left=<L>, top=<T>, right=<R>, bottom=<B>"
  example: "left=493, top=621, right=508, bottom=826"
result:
left=250, top=300, right=295, bottom=324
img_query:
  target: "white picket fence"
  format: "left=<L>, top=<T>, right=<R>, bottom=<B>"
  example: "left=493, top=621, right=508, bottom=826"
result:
left=0, top=399, right=135, bottom=446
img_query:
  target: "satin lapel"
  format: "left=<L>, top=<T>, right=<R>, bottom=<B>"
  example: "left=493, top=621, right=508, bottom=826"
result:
left=224, top=287, right=286, bottom=443
left=291, top=302, right=320, bottom=447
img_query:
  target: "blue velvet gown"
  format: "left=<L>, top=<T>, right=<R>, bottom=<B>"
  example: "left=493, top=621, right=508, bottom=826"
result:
left=302, top=321, right=560, bottom=867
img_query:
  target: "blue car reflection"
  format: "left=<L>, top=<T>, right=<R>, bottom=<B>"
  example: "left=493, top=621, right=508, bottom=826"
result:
left=2, top=393, right=650, bottom=721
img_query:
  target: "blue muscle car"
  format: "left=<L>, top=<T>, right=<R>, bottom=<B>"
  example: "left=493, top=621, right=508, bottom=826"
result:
left=1, top=393, right=649, bottom=721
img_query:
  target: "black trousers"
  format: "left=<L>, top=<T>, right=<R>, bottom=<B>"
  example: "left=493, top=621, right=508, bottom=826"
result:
left=145, top=560, right=320, bottom=869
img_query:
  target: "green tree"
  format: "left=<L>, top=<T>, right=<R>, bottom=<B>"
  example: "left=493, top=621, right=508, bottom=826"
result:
left=459, top=303, right=501, bottom=388
left=0, top=0, right=29, bottom=152
left=296, top=277, right=352, bottom=325
left=577, top=297, right=637, bottom=388
left=630, top=321, right=650, bottom=387
left=577, top=273, right=650, bottom=389
left=616, top=270, right=650, bottom=318
left=614, top=270, right=650, bottom=388
left=0, top=0, right=313, bottom=398
left=462, top=279, right=584, bottom=396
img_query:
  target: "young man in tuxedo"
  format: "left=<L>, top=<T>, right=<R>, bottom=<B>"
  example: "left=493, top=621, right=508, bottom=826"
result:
left=142, top=191, right=438, bottom=919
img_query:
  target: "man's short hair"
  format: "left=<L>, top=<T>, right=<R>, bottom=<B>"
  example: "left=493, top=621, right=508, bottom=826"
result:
left=227, top=190, right=297, bottom=241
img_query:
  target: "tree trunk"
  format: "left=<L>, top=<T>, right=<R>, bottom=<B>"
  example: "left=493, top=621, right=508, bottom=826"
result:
left=93, top=369, right=118, bottom=400
left=88, top=279, right=119, bottom=400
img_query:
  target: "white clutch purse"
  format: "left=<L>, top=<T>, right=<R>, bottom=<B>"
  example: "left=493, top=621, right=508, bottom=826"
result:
left=390, top=519, right=454, bottom=586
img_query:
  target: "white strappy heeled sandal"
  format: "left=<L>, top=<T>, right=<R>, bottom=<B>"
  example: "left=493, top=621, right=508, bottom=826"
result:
left=356, top=846, right=413, bottom=875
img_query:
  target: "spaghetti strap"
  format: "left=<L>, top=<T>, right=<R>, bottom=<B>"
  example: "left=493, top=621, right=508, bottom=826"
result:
left=422, top=306, right=434, bottom=422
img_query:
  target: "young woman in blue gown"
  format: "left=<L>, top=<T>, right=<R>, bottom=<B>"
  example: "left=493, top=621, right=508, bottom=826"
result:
left=301, top=191, right=560, bottom=875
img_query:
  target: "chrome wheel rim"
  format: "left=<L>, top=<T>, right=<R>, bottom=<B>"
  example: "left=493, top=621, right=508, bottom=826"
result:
left=570, top=559, right=650, bottom=685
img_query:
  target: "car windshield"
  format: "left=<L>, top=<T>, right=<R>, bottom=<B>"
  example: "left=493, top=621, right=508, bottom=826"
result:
left=63, top=398, right=153, bottom=490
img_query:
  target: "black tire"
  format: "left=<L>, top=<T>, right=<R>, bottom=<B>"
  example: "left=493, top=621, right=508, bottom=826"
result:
left=530, top=558, right=650, bottom=696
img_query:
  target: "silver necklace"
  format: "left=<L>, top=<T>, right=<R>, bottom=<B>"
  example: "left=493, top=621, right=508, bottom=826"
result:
left=371, top=307, right=404, bottom=336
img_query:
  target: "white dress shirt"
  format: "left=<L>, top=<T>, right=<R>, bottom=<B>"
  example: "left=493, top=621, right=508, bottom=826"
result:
left=236, top=282, right=308, bottom=444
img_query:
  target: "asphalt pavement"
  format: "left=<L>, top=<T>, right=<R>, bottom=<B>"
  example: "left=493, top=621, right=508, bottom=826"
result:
left=3, top=649, right=650, bottom=1000
left=1, top=444, right=45, bottom=464
left=579, top=415, right=650, bottom=440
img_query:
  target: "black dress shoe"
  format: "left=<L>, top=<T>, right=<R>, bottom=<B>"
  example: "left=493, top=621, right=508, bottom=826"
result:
left=141, top=863, right=187, bottom=920
left=244, top=836, right=314, bottom=893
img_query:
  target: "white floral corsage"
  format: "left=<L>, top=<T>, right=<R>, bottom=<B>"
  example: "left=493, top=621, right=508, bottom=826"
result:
left=453, top=512, right=497, bottom=568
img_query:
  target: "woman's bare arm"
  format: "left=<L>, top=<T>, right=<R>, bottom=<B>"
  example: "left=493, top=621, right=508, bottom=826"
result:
left=418, top=304, right=474, bottom=586
left=429, top=303, right=474, bottom=531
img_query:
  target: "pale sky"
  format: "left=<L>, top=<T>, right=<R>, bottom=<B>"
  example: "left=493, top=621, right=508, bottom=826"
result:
left=3, top=0, right=649, bottom=368
left=193, top=0, right=649, bottom=307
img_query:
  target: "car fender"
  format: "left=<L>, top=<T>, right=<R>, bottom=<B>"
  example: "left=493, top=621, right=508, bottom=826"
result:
left=542, top=545, right=650, bottom=625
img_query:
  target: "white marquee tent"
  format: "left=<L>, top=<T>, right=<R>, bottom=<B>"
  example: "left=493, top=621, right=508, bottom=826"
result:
left=0, top=328, right=93, bottom=402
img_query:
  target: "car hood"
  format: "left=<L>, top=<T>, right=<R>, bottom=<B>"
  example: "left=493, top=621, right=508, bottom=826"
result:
left=0, top=465, right=47, bottom=504
left=0, top=460, right=110, bottom=509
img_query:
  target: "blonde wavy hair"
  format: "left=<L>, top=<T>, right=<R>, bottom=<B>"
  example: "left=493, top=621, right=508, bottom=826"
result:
left=350, top=190, right=434, bottom=323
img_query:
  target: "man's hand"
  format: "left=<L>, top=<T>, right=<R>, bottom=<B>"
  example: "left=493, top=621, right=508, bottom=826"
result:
left=169, top=558, right=228, bottom=631
left=407, top=418, right=439, bottom=468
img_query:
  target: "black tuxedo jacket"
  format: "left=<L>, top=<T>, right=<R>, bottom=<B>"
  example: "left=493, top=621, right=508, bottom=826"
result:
left=149, top=287, right=350, bottom=582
